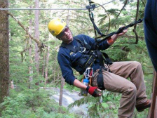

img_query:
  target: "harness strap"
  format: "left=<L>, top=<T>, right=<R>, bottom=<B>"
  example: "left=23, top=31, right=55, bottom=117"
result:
left=102, top=52, right=113, bottom=65
left=97, top=68, right=105, bottom=90
left=60, top=39, right=81, bottom=52
left=60, top=38, right=91, bottom=52
left=86, top=2, right=105, bottom=37
left=96, top=50, right=104, bottom=66
left=95, top=51, right=109, bottom=90
left=76, top=39, right=91, bottom=50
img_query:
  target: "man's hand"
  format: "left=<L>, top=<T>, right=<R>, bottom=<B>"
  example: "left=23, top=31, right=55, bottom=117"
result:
left=86, top=86, right=102, bottom=97
left=107, top=29, right=128, bottom=45
left=73, top=79, right=102, bottom=97
left=117, top=29, right=127, bottom=36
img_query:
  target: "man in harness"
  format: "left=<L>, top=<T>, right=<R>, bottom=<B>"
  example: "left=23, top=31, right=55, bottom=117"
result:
left=48, top=18, right=151, bottom=118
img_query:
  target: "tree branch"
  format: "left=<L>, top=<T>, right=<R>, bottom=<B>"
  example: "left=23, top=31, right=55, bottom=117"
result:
left=116, top=0, right=128, bottom=18
left=141, top=0, right=146, bottom=7
left=133, top=0, right=140, bottom=44
left=7, top=11, right=45, bottom=51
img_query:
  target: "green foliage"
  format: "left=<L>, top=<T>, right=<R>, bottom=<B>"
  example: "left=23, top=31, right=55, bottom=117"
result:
left=7, top=0, right=153, bottom=118
left=0, top=89, right=78, bottom=118
left=68, top=91, right=121, bottom=118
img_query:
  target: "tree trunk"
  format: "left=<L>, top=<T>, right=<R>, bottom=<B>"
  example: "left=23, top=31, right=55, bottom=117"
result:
left=59, top=78, right=64, bottom=106
left=0, top=0, right=9, bottom=115
left=45, top=33, right=51, bottom=83
left=59, top=11, right=70, bottom=106
left=42, top=52, right=46, bottom=77
left=34, top=0, right=40, bottom=73
left=29, top=18, right=33, bottom=84
left=45, top=46, right=49, bottom=83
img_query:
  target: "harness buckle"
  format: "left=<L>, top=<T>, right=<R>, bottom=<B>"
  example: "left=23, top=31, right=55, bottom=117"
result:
left=79, top=47, right=86, bottom=53
left=84, top=67, right=93, bottom=78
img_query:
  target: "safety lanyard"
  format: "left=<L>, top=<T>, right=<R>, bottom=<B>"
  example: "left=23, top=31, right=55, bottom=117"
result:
left=86, top=0, right=105, bottom=40
left=86, top=1, right=143, bottom=45
left=97, top=18, right=143, bottom=44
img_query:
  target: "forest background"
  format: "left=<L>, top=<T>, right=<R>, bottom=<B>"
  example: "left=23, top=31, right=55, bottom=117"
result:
left=0, top=0, right=154, bottom=118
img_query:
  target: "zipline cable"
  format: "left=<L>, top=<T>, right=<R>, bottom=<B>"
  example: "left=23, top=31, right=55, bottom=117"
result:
left=0, top=0, right=114, bottom=11
left=0, top=8, right=87, bottom=11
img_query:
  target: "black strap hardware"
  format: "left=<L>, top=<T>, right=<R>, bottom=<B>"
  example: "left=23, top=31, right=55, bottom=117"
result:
left=97, top=68, right=105, bottom=90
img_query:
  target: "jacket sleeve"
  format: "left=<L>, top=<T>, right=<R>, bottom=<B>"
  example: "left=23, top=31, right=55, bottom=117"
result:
left=57, top=50, right=76, bottom=85
left=97, top=39, right=110, bottom=50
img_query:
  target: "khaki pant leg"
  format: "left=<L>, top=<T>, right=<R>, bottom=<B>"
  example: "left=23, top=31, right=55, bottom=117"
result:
left=109, top=61, right=147, bottom=105
left=92, top=70, right=136, bottom=118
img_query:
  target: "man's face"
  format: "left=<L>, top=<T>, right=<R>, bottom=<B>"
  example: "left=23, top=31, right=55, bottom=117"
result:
left=56, top=26, right=73, bottom=44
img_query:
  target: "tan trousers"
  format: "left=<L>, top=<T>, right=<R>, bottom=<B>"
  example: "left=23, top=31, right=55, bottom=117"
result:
left=92, top=61, right=147, bottom=118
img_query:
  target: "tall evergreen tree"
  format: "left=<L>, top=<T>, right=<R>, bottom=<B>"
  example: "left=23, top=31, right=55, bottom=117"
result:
left=0, top=0, right=9, bottom=115
left=34, top=0, right=40, bottom=73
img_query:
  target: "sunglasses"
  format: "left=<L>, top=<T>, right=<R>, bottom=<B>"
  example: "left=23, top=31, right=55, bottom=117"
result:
left=56, top=26, right=69, bottom=39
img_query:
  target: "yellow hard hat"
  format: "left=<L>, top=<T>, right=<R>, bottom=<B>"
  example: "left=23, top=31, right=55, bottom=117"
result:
left=48, top=18, right=66, bottom=36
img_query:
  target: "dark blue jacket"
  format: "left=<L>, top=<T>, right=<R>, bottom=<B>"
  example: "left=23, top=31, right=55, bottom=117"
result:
left=57, top=34, right=110, bottom=85
left=144, top=0, right=157, bottom=71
